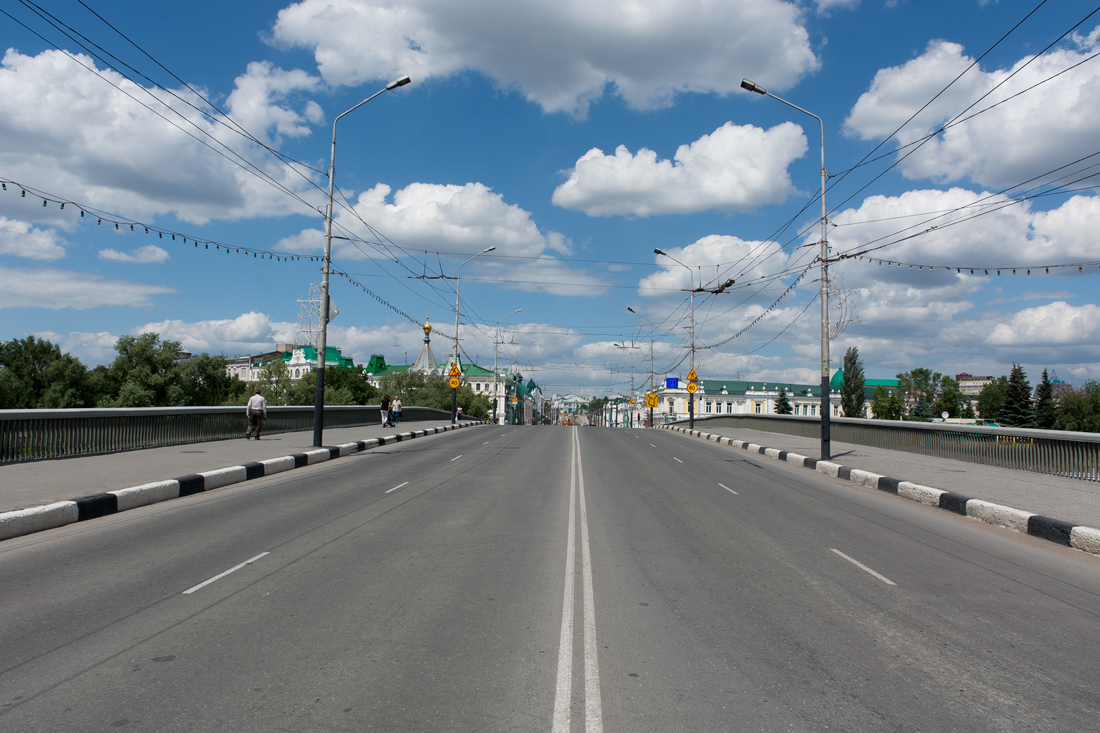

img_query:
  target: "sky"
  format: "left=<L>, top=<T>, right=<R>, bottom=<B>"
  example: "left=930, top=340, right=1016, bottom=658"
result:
left=2, top=0, right=1099, bottom=398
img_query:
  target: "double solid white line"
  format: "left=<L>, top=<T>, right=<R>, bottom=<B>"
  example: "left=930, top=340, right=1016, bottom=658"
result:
left=552, top=427, right=603, bottom=732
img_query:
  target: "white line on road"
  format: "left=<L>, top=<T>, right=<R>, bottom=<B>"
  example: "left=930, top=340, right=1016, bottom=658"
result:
left=649, top=444, right=656, bottom=448
left=719, top=483, right=738, bottom=495
left=831, top=549, right=897, bottom=586
left=385, top=482, right=409, bottom=494
left=552, top=427, right=603, bottom=733
left=673, top=457, right=683, bottom=463
left=183, top=552, right=269, bottom=595
left=451, top=455, right=462, bottom=462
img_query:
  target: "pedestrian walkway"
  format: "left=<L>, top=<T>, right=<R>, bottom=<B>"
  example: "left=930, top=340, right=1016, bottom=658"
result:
left=662, top=424, right=1100, bottom=556
left=0, top=421, right=468, bottom=516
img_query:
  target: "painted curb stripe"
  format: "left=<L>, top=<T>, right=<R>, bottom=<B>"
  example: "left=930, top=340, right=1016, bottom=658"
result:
left=668, top=424, right=1100, bottom=557
left=74, top=493, right=118, bottom=521
left=0, top=422, right=490, bottom=542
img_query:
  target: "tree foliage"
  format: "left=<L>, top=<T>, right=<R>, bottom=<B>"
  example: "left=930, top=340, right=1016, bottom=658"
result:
left=775, top=387, right=792, bottom=415
left=976, top=376, right=1007, bottom=423
left=1034, top=369, right=1056, bottom=430
left=870, top=385, right=905, bottom=421
left=841, top=347, right=865, bottom=418
left=999, top=363, right=1035, bottom=428
left=0, top=336, right=94, bottom=409
left=894, top=368, right=964, bottom=419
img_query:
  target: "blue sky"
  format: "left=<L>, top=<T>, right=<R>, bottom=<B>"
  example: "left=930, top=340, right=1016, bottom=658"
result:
left=2, top=0, right=1098, bottom=397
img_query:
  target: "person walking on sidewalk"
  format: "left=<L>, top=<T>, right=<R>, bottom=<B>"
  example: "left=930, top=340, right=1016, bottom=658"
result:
left=380, top=394, right=391, bottom=427
left=392, top=395, right=402, bottom=425
left=245, top=388, right=267, bottom=439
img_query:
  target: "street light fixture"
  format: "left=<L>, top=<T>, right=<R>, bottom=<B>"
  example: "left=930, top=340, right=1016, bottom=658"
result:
left=451, top=246, right=496, bottom=423
left=494, top=308, right=522, bottom=424
left=313, top=74, right=411, bottom=447
left=654, top=247, right=699, bottom=429
left=741, top=78, right=832, bottom=460
left=627, top=307, right=656, bottom=428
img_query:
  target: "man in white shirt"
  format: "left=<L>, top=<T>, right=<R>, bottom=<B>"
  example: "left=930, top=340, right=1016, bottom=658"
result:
left=392, top=396, right=402, bottom=425
left=245, top=388, right=267, bottom=439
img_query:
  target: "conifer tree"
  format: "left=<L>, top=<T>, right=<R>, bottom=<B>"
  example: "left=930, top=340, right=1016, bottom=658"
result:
left=1034, top=369, right=1056, bottom=429
left=1000, top=363, right=1036, bottom=428
left=775, top=386, right=792, bottom=415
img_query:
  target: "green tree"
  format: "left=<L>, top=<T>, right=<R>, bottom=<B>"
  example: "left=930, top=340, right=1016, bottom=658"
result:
left=258, top=358, right=295, bottom=405
left=841, top=346, right=865, bottom=417
left=1000, top=363, right=1035, bottom=428
left=976, top=375, right=1007, bottom=423
left=323, top=364, right=377, bottom=404
left=1034, top=369, right=1056, bottom=430
left=176, top=353, right=241, bottom=406
left=775, top=387, right=793, bottom=415
left=932, top=376, right=965, bottom=418
left=99, top=333, right=186, bottom=407
left=0, top=336, right=91, bottom=409
left=870, top=385, right=905, bottom=420
left=1054, top=381, right=1100, bottom=433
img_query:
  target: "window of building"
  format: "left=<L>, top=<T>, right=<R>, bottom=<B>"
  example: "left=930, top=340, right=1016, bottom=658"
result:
left=754, top=402, right=762, bottom=414
left=726, top=401, right=733, bottom=414
left=705, top=401, right=713, bottom=413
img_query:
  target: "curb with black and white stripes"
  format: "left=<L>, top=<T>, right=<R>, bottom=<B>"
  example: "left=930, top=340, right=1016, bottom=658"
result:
left=662, top=425, right=1100, bottom=557
left=0, top=421, right=486, bottom=543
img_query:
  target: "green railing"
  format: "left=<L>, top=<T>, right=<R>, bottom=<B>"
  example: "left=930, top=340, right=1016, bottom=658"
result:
left=671, top=414, right=1100, bottom=482
left=0, top=405, right=450, bottom=463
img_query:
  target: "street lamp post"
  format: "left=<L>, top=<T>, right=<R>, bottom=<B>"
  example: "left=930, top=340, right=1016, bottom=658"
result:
left=314, top=74, right=410, bottom=447
left=451, top=246, right=496, bottom=423
left=627, top=307, right=655, bottom=428
left=494, top=308, right=522, bottom=424
left=741, top=78, right=831, bottom=460
left=654, top=248, right=699, bottom=429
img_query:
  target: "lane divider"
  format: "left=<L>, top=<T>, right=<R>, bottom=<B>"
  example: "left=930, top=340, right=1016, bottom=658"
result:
left=0, top=421, right=489, bottom=542
left=831, top=548, right=896, bottom=586
left=552, top=426, right=603, bottom=733
left=659, top=425, right=1100, bottom=557
left=182, top=552, right=269, bottom=594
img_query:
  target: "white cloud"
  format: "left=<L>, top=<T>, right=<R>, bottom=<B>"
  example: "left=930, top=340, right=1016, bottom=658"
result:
left=552, top=122, right=807, bottom=217
left=987, top=301, right=1100, bottom=346
left=98, top=244, right=170, bottom=264
left=0, top=49, right=324, bottom=224
left=271, top=0, right=819, bottom=116
left=34, top=330, right=119, bottom=366
left=0, top=265, right=174, bottom=309
left=135, top=313, right=297, bottom=355
left=639, top=234, right=791, bottom=296
left=275, top=179, right=604, bottom=295
left=0, top=216, right=68, bottom=260
left=225, top=61, right=324, bottom=144
left=814, top=0, right=860, bottom=11
left=844, top=34, right=1100, bottom=187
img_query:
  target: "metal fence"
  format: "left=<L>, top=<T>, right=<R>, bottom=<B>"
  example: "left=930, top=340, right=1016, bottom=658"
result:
left=0, top=405, right=451, bottom=463
left=678, top=414, right=1100, bottom=482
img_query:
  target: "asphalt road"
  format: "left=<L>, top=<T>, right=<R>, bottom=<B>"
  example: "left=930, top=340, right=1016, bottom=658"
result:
left=2, top=426, right=1099, bottom=732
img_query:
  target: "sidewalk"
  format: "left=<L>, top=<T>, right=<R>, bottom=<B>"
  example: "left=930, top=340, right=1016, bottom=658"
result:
left=0, top=420, right=475, bottom=515
left=662, top=425, right=1100, bottom=556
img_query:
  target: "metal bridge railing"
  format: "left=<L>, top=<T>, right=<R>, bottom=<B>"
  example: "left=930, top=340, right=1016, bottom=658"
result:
left=677, top=414, right=1100, bottom=482
left=0, top=406, right=450, bottom=463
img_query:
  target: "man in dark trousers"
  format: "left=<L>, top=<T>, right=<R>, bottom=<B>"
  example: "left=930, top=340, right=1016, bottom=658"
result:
left=245, top=388, right=267, bottom=439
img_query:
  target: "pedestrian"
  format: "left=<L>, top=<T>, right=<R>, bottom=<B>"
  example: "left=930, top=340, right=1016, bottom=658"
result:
left=456, top=405, right=463, bottom=420
left=245, top=388, right=267, bottom=439
left=392, top=395, right=402, bottom=425
left=380, top=394, right=391, bottom=426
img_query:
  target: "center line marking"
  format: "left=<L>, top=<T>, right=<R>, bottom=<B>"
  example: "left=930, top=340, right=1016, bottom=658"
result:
left=719, top=483, right=738, bottom=495
left=831, top=549, right=897, bottom=586
left=673, top=457, right=683, bottom=463
left=183, top=552, right=268, bottom=595
left=649, top=444, right=656, bottom=448
left=385, top=482, right=409, bottom=494
left=451, top=455, right=462, bottom=461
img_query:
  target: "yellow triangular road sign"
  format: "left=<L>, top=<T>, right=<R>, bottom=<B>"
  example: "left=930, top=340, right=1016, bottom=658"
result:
left=448, top=363, right=461, bottom=377
left=687, top=369, right=698, bottom=381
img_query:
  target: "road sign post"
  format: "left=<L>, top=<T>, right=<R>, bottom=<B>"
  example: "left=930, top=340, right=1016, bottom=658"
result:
left=687, top=369, right=699, bottom=429
left=448, top=364, right=462, bottom=423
